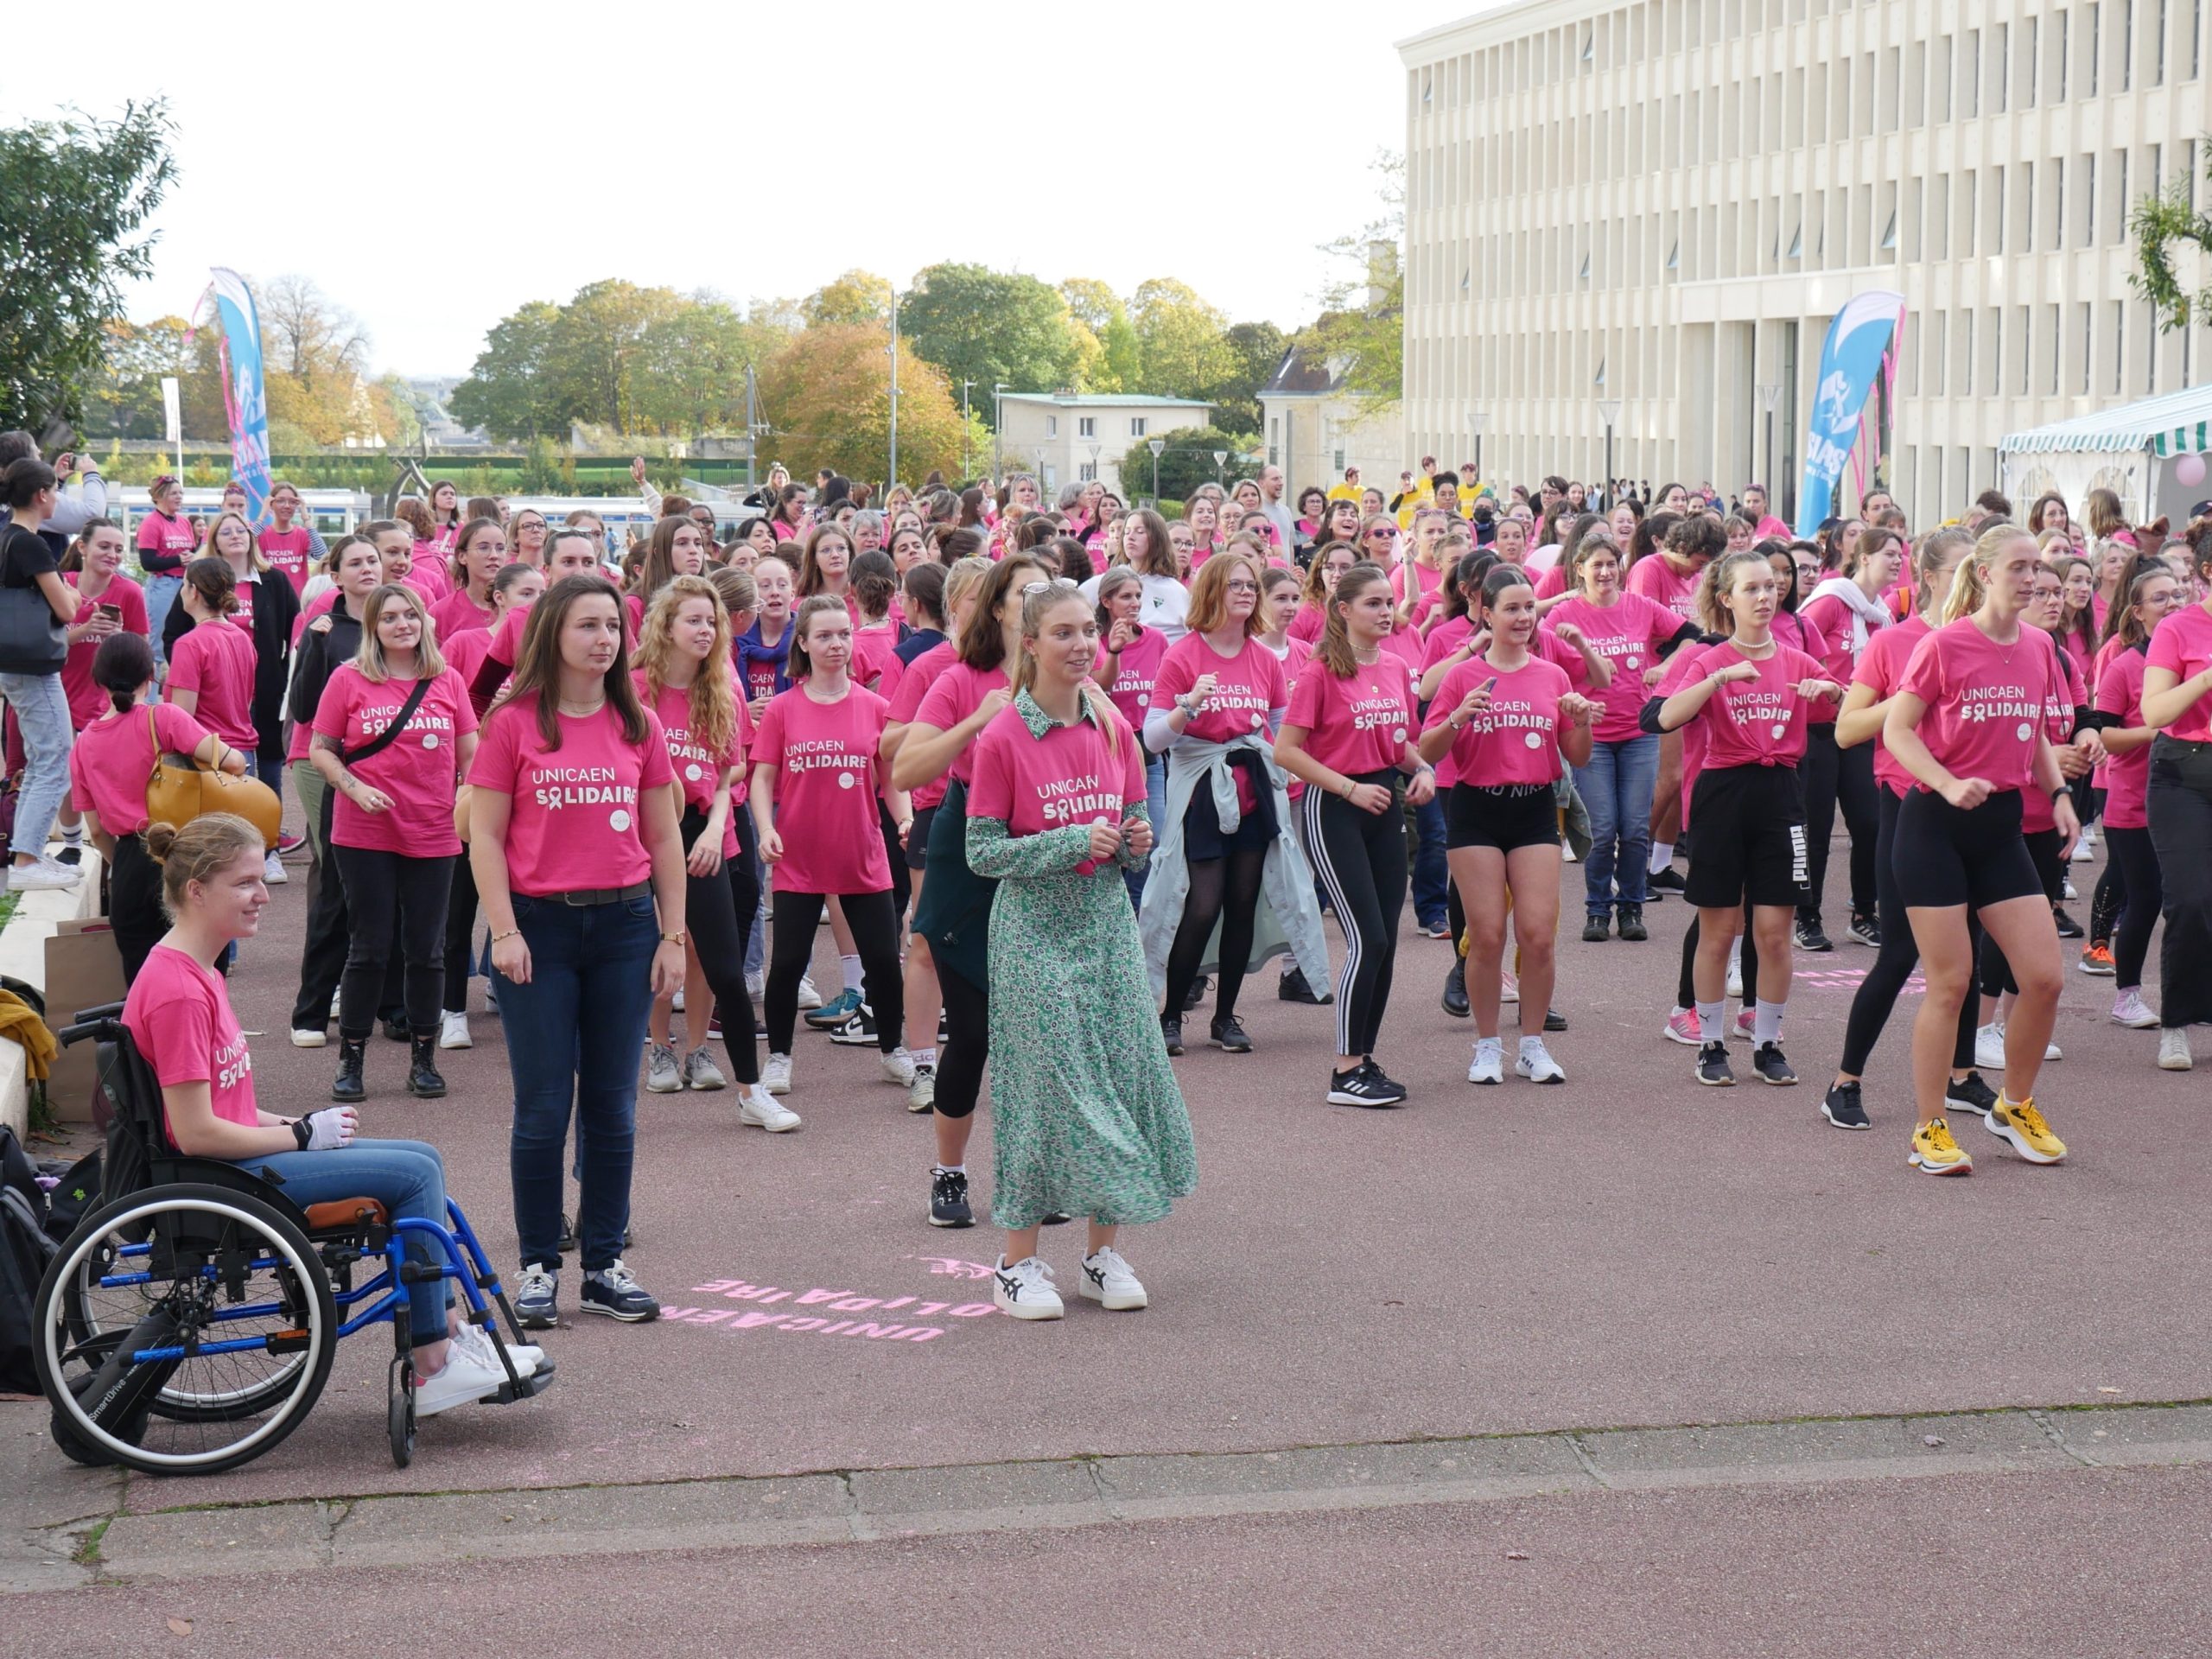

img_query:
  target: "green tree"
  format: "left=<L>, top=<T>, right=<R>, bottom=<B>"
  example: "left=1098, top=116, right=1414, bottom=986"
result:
left=83, top=315, right=193, bottom=441
left=451, top=300, right=564, bottom=441
left=0, top=100, right=176, bottom=429
left=1135, top=425, right=1262, bottom=501
left=1294, top=151, right=1405, bottom=409
left=1194, top=320, right=1288, bottom=439
left=802, top=270, right=893, bottom=328
left=902, top=264, right=1084, bottom=422
left=759, top=322, right=966, bottom=486
left=1129, top=278, right=1235, bottom=398
left=2131, top=137, right=2212, bottom=330
left=548, top=279, right=685, bottom=432
left=1062, top=278, right=1142, bottom=391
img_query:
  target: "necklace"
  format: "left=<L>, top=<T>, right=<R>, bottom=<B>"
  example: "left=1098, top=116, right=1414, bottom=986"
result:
left=556, top=696, right=606, bottom=716
left=1352, top=645, right=1382, bottom=664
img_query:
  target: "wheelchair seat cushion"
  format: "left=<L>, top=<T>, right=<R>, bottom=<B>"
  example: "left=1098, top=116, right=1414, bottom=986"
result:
left=302, top=1198, right=391, bottom=1233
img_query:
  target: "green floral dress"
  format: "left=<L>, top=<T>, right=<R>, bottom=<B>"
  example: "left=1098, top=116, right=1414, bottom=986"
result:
left=966, top=694, right=1197, bottom=1230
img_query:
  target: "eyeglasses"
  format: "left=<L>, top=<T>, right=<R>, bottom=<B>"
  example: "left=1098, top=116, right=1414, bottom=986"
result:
left=1021, top=577, right=1080, bottom=595
left=1367, top=528, right=1395, bottom=538
left=1223, top=579, right=1260, bottom=593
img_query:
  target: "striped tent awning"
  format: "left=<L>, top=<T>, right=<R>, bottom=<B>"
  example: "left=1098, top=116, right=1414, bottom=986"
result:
left=1999, top=384, right=2212, bottom=457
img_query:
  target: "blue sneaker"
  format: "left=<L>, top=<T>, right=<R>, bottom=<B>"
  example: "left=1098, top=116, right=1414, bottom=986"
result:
left=514, top=1263, right=558, bottom=1329
left=579, top=1260, right=659, bottom=1322
left=804, top=988, right=861, bottom=1028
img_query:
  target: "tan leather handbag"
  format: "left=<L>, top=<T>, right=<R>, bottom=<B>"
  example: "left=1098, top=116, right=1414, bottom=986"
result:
left=143, top=709, right=283, bottom=847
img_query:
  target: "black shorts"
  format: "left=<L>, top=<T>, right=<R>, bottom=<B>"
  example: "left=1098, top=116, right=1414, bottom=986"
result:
left=1179, top=753, right=1277, bottom=861
left=1445, top=782, right=1559, bottom=852
left=907, top=804, right=937, bottom=872
left=1684, top=766, right=1808, bottom=910
left=1893, top=787, right=2043, bottom=909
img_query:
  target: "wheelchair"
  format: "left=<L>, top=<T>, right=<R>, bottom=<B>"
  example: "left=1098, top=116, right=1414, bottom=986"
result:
left=33, top=1004, right=552, bottom=1476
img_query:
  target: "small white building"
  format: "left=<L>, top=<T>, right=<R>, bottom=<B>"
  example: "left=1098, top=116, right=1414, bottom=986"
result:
left=1258, top=345, right=1408, bottom=504
left=995, top=393, right=1213, bottom=499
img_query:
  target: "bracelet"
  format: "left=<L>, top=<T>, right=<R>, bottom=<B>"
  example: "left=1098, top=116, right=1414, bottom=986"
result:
left=292, top=1117, right=311, bottom=1151
left=1340, top=777, right=1356, bottom=798
left=490, top=928, right=519, bottom=944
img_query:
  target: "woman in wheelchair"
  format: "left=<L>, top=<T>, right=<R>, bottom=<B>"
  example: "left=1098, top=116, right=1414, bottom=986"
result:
left=121, top=812, right=545, bottom=1416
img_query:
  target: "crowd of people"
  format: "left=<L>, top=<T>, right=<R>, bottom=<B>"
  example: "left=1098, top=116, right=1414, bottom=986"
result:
left=4, top=423, right=2209, bottom=1363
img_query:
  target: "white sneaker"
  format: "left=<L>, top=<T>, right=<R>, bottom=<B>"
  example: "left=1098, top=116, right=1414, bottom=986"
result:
left=761, top=1052, right=793, bottom=1096
left=681, top=1046, right=727, bottom=1090
left=2158, top=1027, right=2195, bottom=1071
left=907, top=1063, right=937, bottom=1114
left=738, top=1083, right=801, bottom=1132
left=2111, top=989, right=2159, bottom=1029
left=2070, top=835, right=2095, bottom=861
left=410, top=1346, right=505, bottom=1417
left=745, top=968, right=766, bottom=1001
left=2044, top=1037, right=2063, bottom=1061
left=1079, top=1246, right=1148, bottom=1310
left=795, top=975, right=823, bottom=1011
left=1974, top=1022, right=2007, bottom=1072
left=670, top=987, right=684, bottom=1012
left=992, top=1255, right=1064, bottom=1320
left=880, top=1046, right=917, bottom=1086
left=290, top=1027, right=327, bottom=1049
left=1499, top=971, right=1519, bottom=1006
left=263, top=850, right=288, bottom=885
left=6, top=860, right=81, bottom=891
left=1726, top=941, right=1744, bottom=1000
left=2062, top=877, right=2080, bottom=901
left=1515, top=1039, right=1566, bottom=1084
left=645, top=1043, right=683, bottom=1094
left=1467, top=1039, right=1504, bottom=1084
left=452, top=1319, right=544, bottom=1378
left=438, top=1010, right=473, bottom=1050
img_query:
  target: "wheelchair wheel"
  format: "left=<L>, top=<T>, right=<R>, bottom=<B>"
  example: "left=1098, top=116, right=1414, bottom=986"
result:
left=37, top=1184, right=338, bottom=1476
left=388, top=1354, right=416, bottom=1468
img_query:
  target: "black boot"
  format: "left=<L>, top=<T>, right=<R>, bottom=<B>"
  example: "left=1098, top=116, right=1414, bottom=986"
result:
left=405, top=1034, right=447, bottom=1098
left=332, top=1037, right=367, bottom=1103
left=1441, top=954, right=1470, bottom=1018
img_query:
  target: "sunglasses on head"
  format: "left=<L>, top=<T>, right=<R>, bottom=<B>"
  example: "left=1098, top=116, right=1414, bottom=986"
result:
left=1020, top=577, right=1080, bottom=595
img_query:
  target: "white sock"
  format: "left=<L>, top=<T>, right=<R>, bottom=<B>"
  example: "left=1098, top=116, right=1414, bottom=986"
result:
left=1754, top=998, right=1785, bottom=1046
left=935, top=1163, right=964, bottom=1175
left=1649, top=841, right=1675, bottom=875
left=840, top=953, right=863, bottom=994
left=912, top=1046, right=938, bottom=1068
left=1474, top=1035, right=1503, bottom=1056
left=1517, top=1033, right=1546, bottom=1057
left=1696, top=1000, right=1725, bottom=1043
left=59, top=823, right=81, bottom=843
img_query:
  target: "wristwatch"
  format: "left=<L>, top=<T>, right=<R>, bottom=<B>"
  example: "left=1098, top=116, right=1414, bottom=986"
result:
left=661, top=931, right=686, bottom=945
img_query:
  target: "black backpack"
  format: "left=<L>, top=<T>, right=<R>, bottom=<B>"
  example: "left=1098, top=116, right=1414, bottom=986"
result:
left=0, top=1125, right=57, bottom=1396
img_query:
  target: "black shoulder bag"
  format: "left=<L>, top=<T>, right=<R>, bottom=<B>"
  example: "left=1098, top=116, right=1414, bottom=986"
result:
left=339, top=677, right=434, bottom=767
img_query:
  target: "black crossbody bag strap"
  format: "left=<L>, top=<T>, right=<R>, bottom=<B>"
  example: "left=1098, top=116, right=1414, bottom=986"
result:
left=337, top=677, right=433, bottom=766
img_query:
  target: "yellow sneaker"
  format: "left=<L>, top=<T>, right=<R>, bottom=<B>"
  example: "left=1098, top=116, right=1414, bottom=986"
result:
left=1909, top=1116, right=1974, bottom=1176
left=1987, top=1094, right=2067, bottom=1165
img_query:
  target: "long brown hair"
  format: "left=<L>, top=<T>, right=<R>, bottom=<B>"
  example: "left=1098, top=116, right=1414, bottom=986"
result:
left=353, top=582, right=448, bottom=683
left=502, top=575, right=650, bottom=750
left=635, top=574, right=737, bottom=756
left=955, top=555, right=1046, bottom=671
left=1314, top=563, right=1393, bottom=679
left=795, top=522, right=852, bottom=597
left=638, top=514, right=705, bottom=599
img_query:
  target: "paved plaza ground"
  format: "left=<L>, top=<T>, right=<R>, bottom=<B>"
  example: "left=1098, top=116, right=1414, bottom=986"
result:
left=3, top=836, right=2206, bottom=1650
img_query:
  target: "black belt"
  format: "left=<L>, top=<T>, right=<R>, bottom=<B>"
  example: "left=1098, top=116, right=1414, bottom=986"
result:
left=542, top=880, right=652, bottom=906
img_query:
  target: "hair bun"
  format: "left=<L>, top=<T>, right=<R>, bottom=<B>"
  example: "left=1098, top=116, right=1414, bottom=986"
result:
left=143, top=822, right=181, bottom=861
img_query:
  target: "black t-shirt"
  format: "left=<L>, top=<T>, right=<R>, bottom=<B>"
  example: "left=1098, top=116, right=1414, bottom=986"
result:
left=1, top=523, right=59, bottom=590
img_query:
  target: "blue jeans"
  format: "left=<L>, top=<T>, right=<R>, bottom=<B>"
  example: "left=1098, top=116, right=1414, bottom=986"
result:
left=143, top=574, right=182, bottom=667
left=1575, top=733, right=1661, bottom=914
left=1126, top=753, right=1168, bottom=907
left=1410, top=792, right=1448, bottom=928
left=497, top=893, right=658, bottom=1274
left=743, top=838, right=766, bottom=978
left=0, top=670, right=72, bottom=861
left=245, top=1139, right=451, bottom=1349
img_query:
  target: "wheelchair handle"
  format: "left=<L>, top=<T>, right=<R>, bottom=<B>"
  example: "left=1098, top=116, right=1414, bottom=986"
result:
left=55, top=1016, right=126, bottom=1050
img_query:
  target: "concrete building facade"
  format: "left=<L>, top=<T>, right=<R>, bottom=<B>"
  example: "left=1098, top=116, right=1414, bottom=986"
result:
left=995, top=393, right=1213, bottom=500
left=1258, top=345, right=1408, bottom=503
left=1398, top=0, right=2212, bottom=527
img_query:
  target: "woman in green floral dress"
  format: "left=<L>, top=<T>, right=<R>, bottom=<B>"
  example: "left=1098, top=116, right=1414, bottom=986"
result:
left=965, top=582, right=1198, bottom=1321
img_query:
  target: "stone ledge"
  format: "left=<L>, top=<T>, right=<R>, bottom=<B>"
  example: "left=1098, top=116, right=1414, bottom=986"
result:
left=0, top=845, right=105, bottom=1140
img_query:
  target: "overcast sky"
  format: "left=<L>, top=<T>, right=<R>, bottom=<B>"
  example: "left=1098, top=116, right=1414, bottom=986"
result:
left=13, top=0, right=1499, bottom=378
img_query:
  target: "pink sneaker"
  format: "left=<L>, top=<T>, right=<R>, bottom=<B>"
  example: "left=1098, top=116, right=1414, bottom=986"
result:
left=1499, top=970, right=1519, bottom=1005
left=1731, top=1008, right=1758, bottom=1042
left=1662, top=1007, right=1700, bottom=1046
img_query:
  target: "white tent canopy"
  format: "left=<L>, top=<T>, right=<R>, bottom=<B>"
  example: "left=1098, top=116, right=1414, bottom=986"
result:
left=1997, top=383, right=2211, bottom=522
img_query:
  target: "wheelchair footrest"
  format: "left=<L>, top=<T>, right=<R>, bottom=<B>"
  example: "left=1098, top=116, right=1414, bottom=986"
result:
left=486, top=1362, right=555, bottom=1406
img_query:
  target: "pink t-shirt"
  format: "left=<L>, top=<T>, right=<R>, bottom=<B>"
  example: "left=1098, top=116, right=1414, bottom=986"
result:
left=124, top=944, right=257, bottom=1141
left=69, top=701, right=213, bottom=838
left=293, top=587, right=340, bottom=646
left=1655, top=646, right=1711, bottom=825
left=311, top=665, right=476, bottom=857
left=1671, top=639, right=1828, bottom=770
left=1288, top=602, right=1325, bottom=644
left=1391, top=560, right=1446, bottom=606
left=887, top=640, right=958, bottom=812
left=2145, top=602, right=2212, bottom=743
left=966, top=702, right=1147, bottom=861
left=1770, top=609, right=1836, bottom=726
left=166, top=619, right=257, bottom=748
left=1284, top=652, right=1416, bottom=778
left=1625, top=553, right=1703, bottom=622
left=2022, top=649, right=2082, bottom=835
left=487, top=601, right=531, bottom=671
left=1898, top=619, right=2067, bottom=792
left=1103, top=625, right=1172, bottom=732
left=1152, top=633, right=1289, bottom=746
left=1797, top=592, right=1872, bottom=689
left=752, top=684, right=893, bottom=894
left=2094, top=645, right=2153, bottom=830
left=407, top=544, right=454, bottom=601
left=1532, top=563, right=1571, bottom=601
left=60, top=575, right=149, bottom=728
left=852, top=624, right=902, bottom=698
left=1423, top=655, right=1576, bottom=787
left=1541, top=593, right=1682, bottom=742
left=468, top=696, right=673, bottom=896
left=637, top=670, right=751, bottom=857
left=431, top=587, right=497, bottom=641
left=913, top=662, right=1012, bottom=789
left=1850, top=613, right=1930, bottom=798
left=444, top=626, right=497, bottom=700
left=134, top=512, right=196, bottom=574
left=258, top=527, right=315, bottom=594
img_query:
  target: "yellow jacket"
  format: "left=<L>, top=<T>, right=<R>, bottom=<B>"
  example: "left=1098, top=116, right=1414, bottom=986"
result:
left=0, top=990, right=58, bottom=1083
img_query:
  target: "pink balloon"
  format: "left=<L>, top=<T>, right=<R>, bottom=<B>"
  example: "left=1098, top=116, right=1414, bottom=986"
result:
left=2176, top=452, right=2208, bottom=488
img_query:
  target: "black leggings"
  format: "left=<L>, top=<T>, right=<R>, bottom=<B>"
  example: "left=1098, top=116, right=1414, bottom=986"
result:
left=110, top=832, right=167, bottom=985
left=333, top=847, right=454, bottom=1040
left=1301, top=774, right=1407, bottom=1058
left=764, top=887, right=901, bottom=1054
left=1840, top=786, right=1981, bottom=1076
left=1799, top=724, right=1879, bottom=921
left=1162, top=845, right=1267, bottom=1024
left=934, top=963, right=988, bottom=1121
left=1678, top=906, right=1761, bottom=1007
left=680, top=807, right=761, bottom=1084
left=878, top=804, right=912, bottom=918
left=2147, top=743, right=2212, bottom=1028
left=1978, top=829, right=2063, bottom=998
left=2105, top=824, right=2162, bottom=992
left=442, top=848, right=480, bottom=1014
left=2089, top=855, right=2126, bottom=945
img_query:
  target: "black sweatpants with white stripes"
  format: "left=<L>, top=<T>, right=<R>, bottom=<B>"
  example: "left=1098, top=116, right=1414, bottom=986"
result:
left=1302, top=772, right=1407, bottom=1058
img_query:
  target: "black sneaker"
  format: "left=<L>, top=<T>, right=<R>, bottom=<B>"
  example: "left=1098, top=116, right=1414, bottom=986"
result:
left=1943, top=1071, right=1999, bottom=1118
left=1326, top=1062, right=1405, bottom=1107
left=556, top=1213, right=577, bottom=1254
left=1544, top=1006, right=1568, bottom=1033
left=1581, top=912, right=1611, bottom=943
left=1181, top=974, right=1209, bottom=1014
left=1616, top=904, right=1648, bottom=942
left=928, top=1167, right=974, bottom=1228
left=826, top=1005, right=879, bottom=1046
left=578, top=1261, right=658, bottom=1322
left=55, top=843, right=82, bottom=866
left=381, top=1013, right=412, bottom=1043
left=1361, top=1058, right=1410, bottom=1100
left=1847, top=912, right=1881, bottom=947
left=1209, top=1015, right=1252, bottom=1053
left=1751, top=1042, right=1798, bottom=1085
left=1441, top=955, right=1470, bottom=1018
left=1821, top=1079, right=1871, bottom=1129
left=1696, top=1040, right=1735, bottom=1086
left=1160, top=1014, right=1184, bottom=1057
left=1649, top=867, right=1688, bottom=893
left=1277, top=965, right=1331, bottom=1005
left=1795, top=914, right=1834, bottom=952
left=2052, top=905, right=2084, bottom=939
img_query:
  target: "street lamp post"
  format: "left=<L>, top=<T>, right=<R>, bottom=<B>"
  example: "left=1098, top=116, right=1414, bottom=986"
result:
left=993, top=383, right=1009, bottom=483
left=960, top=379, right=975, bottom=480
left=1085, top=442, right=1102, bottom=487
left=1466, top=409, right=1490, bottom=488
left=1148, top=437, right=1165, bottom=503
left=1755, top=382, right=1782, bottom=505
left=887, top=290, right=904, bottom=493
left=1596, top=399, right=1622, bottom=509
left=1212, top=449, right=1228, bottom=485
